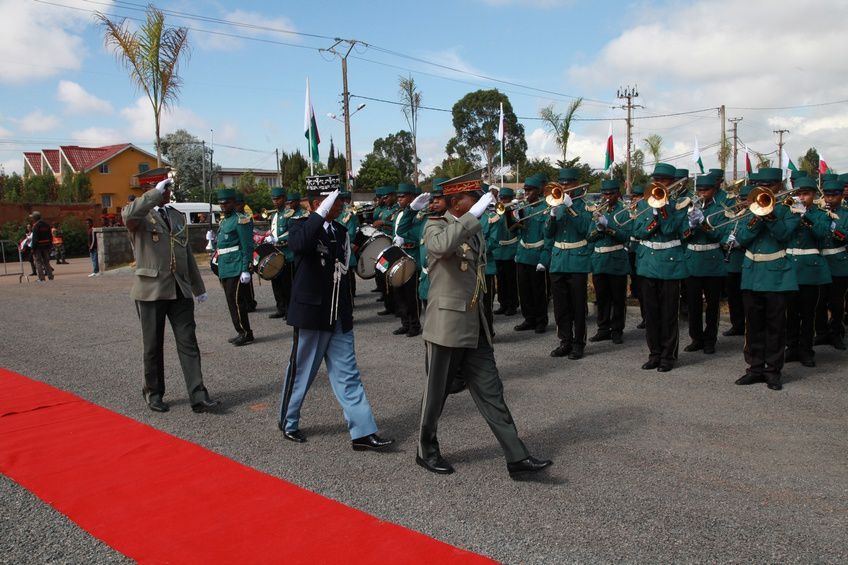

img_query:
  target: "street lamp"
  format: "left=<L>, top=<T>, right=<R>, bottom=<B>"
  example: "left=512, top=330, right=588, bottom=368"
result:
left=327, top=104, right=365, bottom=123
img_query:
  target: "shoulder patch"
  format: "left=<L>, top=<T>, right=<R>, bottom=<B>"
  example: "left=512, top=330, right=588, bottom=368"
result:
left=284, top=209, right=295, bottom=218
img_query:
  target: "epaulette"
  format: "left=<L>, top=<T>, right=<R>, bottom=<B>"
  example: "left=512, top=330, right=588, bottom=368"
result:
left=284, top=209, right=295, bottom=218
left=340, top=211, right=352, bottom=224
left=238, top=214, right=251, bottom=224
left=646, top=219, right=658, bottom=233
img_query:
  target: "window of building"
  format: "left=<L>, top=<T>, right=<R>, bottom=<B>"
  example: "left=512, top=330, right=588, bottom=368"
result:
left=138, top=163, right=150, bottom=173
left=101, top=194, right=113, bottom=208
left=99, top=163, right=110, bottom=174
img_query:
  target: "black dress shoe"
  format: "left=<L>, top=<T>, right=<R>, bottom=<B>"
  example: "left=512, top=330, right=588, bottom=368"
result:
left=191, top=398, right=220, bottom=413
left=504, top=308, right=518, bottom=316
left=611, top=334, right=623, bottom=344
left=147, top=398, right=169, bottom=413
left=832, top=338, right=846, bottom=350
left=392, top=326, right=409, bottom=335
left=703, top=344, right=716, bottom=355
left=722, top=327, right=744, bottom=337
left=227, top=335, right=240, bottom=344
left=589, top=332, right=611, bottom=342
left=642, top=360, right=660, bottom=370
left=534, top=325, right=547, bottom=334
left=406, top=327, right=422, bottom=337
left=567, top=346, right=584, bottom=360
left=352, top=433, right=395, bottom=451
left=416, top=455, right=455, bottom=474
left=550, top=344, right=571, bottom=357
left=514, top=321, right=534, bottom=331
left=657, top=365, right=673, bottom=372
left=684, top=341, right=703, bottom=352
left=800, top=358, right=816, bottom=368
left=636, top=320, right=646, bottom=329
left=735, top=373, right=765, bottom=385
left=283, top=429, right=307, bottom=443
left=232, top=332, right=254, bottom=346
left=507, top=456, right=553, bottom=479
left=268, top=311, right=285, bottom=319
left=377, top=309, right=393, bottom=316
left=784, top=349, right=799, bottom=363
left=767, top=382, right=783, bottom=391
left=493, top=306, right=507, bottom=315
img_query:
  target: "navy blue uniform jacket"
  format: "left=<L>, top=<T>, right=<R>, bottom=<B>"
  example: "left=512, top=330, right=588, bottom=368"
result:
left=287, top=212, right=353, bottom=332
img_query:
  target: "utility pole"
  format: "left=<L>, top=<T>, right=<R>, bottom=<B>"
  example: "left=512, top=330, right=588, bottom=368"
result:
left=616, top=86, right=642, bottom=193
left=275, top=148, right=281, bottom=186
left=321, top=39, right=360, bottom=184
left=201, top=140, right=206, bottom=201
left=728, top=117, right=743, bottom=180
left=719, top=105, right=726, bottom=174
left=774, top=129, right=789, bottom=168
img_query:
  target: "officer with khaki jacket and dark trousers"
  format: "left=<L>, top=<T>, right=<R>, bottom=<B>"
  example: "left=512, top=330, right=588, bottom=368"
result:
left=417, top=172, right=551, bottom=479
left=122, top=177, right=219, bottom=413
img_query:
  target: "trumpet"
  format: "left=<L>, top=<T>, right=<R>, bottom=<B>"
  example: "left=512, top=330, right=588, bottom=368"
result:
left=495, top=199, right=527, bottom=216
left=613, top=184, right=676, bottom=226
left=260, top=208, right=272, bottom=219
left=645, top=177, right=689, bottom=209
left=706, top=187, right=796, bottom=230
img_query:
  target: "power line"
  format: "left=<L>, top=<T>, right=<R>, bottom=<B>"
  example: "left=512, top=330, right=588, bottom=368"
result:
left=727, top=99, right=848, bottom=111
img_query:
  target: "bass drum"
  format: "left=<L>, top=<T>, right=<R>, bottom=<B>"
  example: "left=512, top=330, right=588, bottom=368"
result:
left=354, top=227, right=391, bottom=279
left=210, top=251, right=219, bottom=276
left=376, top=245, right=416, bottom=288
left=254, top=242, right=285, bottom=280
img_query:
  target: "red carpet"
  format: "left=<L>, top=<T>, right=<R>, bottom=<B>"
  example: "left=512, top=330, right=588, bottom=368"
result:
left=0, top=368, right=495, bottom=564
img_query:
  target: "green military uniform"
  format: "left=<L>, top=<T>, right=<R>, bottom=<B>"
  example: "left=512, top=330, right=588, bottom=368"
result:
left=391, top=183, right=422, bottom=337
left=626, top=185, right=646, bottom=328
left=415, top=179, right=448, bottom=303
left=216, top=189, right=255, bottom=343
left=514, top=174, right=552, bottom=332
left=234, top=191, right=257, bottom=312
left=371, top=186, right=387, bottom=297
left=492, top=187, right=519, bottom=315
left=269, top=186, right=295, bottom=318
left=375, top=185, right=399, bottom=316
left=815, top=180, right=848, bottom=349
left=336, top=191, right=360, bottom=301
left=546, top=168, right=592, bottom=356
left=480, top=198, right=499, bottom=337
left=709, top=169, right=730, bottom=205
left=735, top=168, right=801, bottom=390
left=720, top=183, right=750, bottom=335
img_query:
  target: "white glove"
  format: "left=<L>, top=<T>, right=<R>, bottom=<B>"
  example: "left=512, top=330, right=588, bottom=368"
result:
left=726, top=233, right=737, bottom=246
left=549, top=206, right=558, bottom=217
left=597, top=215, right=609, bottom=228
left=205, top=230, right=215, bottom=241
left=195, top=292, right=208, bottom=304
left=264, top=235, right=277, bottom=244
left=792, top=203, right=807, bottom=215
left=393, top=235, right=405, bottom=246
left=410, top=193, right=431, bottom=211
left=688, top=208, right=704, bottom=227
left=561, top=193, right=573, bottom=208
left=536, top=263, right=546, bottom=272
left=316, top=189, right=340, bottom=218
left=239, top=271, right=251, bottom=284
left=155, top=178, right=173, bottom=193
left=652, top=208, right=659, bottom=217
left=469, top=191, right=496, bottom=218
left=831, top=221, right=837, bottom=230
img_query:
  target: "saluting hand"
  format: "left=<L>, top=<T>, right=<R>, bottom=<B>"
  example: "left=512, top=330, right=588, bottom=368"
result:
left=469, top=192, right=495, bottom=218
left=410, top=192, right=431, bottom=211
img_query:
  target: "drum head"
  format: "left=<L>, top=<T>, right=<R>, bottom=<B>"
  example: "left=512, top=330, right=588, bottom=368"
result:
left=258, top=252, right=285, bottom=280
left=387, top=256, right=417, bottom=287
left=356, top=233, right=391, bottom=279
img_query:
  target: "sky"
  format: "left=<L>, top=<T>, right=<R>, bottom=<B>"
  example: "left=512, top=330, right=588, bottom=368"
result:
left=2, top=0, right=848, bottom=180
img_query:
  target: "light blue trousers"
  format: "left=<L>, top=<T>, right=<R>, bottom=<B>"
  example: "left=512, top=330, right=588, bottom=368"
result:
left=278, top=325, right=378, bottom=440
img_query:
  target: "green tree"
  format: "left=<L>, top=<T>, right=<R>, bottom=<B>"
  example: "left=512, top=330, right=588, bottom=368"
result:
left=717, top=137, right=731, bottom=171
left=244, top=182, right=272, bottom=213
left=446, top=89, right=527, bottom=177
left=399, top=75, right=422, bottom=185
left=611, top=149, right=648, bottom=189
left=431, top=156, right=474, bottom=180
left=22, top=173, right=58, bottom=203
left=327, top=138, right=337, bottom=173
left=0, top=172, right=24, bottom=202
left=160, top=129, right=217, bottom=201
left=98, top=6, right=190, bottom=165
left=372, top=130, right=419, bottom=182
left=354, top=154, right=401, bottom=191
left=521, top=157, right=558, bottom=183
left=57, top=171, right=92, bottom=203
left=539, top=97, right=583, bottom=165
left=798, top=147, right=821, bottom=181
left=280, top=150, right=309, bottom=188
left=642, top=134, right=663, bottom=164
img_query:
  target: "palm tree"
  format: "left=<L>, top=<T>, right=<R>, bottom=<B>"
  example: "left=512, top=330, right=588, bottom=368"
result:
left=539, top=97, right=583, bottom=164
left=398, top=75, right=422, bottom=185
left=97, top=6, right=190, bottom=166
left=643, top=134, right=663, bottom=164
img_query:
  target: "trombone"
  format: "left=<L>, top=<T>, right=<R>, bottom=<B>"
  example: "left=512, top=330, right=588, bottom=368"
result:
left=612, top=184, right=673, bottom=226
left=706, top=186, right=795, bottom=230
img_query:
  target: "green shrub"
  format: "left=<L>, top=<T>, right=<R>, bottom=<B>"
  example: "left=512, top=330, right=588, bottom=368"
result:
left=60, top=216, right=88, bottom=257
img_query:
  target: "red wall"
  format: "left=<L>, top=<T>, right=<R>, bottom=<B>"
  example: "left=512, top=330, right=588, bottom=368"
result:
left=0, top=203, right=104, bottom=225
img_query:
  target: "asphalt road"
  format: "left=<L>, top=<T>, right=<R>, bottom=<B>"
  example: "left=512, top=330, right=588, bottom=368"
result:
left=1, top=260, right=847, bottom=563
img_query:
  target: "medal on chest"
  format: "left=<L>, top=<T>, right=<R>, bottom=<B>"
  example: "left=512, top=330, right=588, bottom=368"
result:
left=152, top=230, right=160, bottom=242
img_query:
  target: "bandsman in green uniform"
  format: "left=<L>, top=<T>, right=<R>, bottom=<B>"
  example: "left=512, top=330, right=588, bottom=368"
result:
left=784, top=177, right=831, bottom=366
left=391, top=183, right=423, bottom=337
left=373, top=185, right=399, bottom=316
left=721, top=181, right=751, bottom=337
left=370, top=187, right=387, bottom=297
left=682, top=174, right=727, bottom=354
left=709, top=168, right=730, bottom=205
left=215, top=188, right=255, bottom=346
left=546, top=168, right=592, bottom=358
left=513, top=174, right=552, bottom=333
left=733, top=167, right=800, bottom=390
left=336, top=190, right=360, bottom=302
left=814, top=180, right=848, bottom=350
left=480, top=184, right=499, bottom=337
left=492, top=187, right=519, bottom=316
left=265, top=186, right=293, bottom=319
left=588, top=179, right=631, bottom=348
left=414, top=180, right=448, bottom=307
left=234, top=191, right=257, bottom=312
left=632, top=163, right=688, bottom=372
left=674, top=168, right=691, bottom=320
left=627, top=185, right=647, bottom=329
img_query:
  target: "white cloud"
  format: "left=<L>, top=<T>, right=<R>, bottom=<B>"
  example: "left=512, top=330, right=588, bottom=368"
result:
left=57, top=81, right=113, bottom=115
left=0, top=125, right=12, bottom=137
left=0, top=0, right=113, bottom=84
left=194, top=9, right=298, bottom=51
left=1, top=158, right=22, bottom=175
left=15, top=110, right=59, bottom=133
left=70, top=127, right=124, bottom=144
left=120, top=97, right=207, bottom=141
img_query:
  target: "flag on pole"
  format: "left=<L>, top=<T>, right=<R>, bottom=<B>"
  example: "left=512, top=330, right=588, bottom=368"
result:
left=604, top=123, right=614, bottom=171
left=819, top=154, right=830, bottom=175
left=303, top=78, right=320, bottom=165
left=693, top=138, right=704, bottom=174
left=781, top=148, right=797, bottom=173
left=744, top=145, right=753, bottom=175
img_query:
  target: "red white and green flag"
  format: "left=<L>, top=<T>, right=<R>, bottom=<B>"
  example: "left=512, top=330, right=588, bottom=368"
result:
left=376, top=255, right=390, bottom=273
left=497, top=102, right=505, bottom=184
left=744, top=144, right=753, bottom=175
left=303, top=77, right=320, bottom=165
left=604, top=123, right=614, bottom=171
left=781, top=148, right=797, bottom=174
left=819, top=154, right=830, bottom=175
left=693, top=137, right=704, bottom=174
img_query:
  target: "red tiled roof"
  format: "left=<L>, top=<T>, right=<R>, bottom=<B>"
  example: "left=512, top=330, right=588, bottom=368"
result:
left=60, top=144, right=131, bottom=172
left=42, top=149, right=60, bottom=172
left=24, top=152, right=42, bottom=174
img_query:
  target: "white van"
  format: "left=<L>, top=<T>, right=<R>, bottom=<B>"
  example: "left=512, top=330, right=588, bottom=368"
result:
left=168, top=202, right=222, bottom=225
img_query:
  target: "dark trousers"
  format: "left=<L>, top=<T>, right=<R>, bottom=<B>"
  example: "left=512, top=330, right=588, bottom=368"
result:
left=221, top=276, right=252, bottom=335
left=725, top=272, right=745, bottom=331
left=484, top=274, right=496, bottom=335
left=816, top=276, right=848, bottom=340
left=743, top=290, right=788, bottom=380
left=787, top=285, right=820, bottom=361
left=241, top=275, right=256, bottom=309
left=271, top=263, right=293, bottom=315
left=135, top=291, right=206, bottom=403
left=396, top=276, right=421, bottom=331
left=517, top=262, right=548, bottom=327
left=629, top=251, right=644, bottom=321
left=419, top=332, right=530, bottom=463
left=495, top=260, right=519, bottom=310
left=376, top=271, right=396, bottom=313
left=32, top=247, right=53, bottom=280
left=551, top=272, right=588, bottom=346
left=349, top=270, right=357, bottom=299
left=641, top=277, right=680, bottom=366
left=593, top=273, right=627, bottom=336
left=686, top=276, right=723, bottom=345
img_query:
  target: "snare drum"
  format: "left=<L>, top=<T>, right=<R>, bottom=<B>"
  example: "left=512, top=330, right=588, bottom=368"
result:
left=354, top=227, right=391, bottom=279
left=376, top=245, right=416, bottom=288
left=255, top=242, right=285, bottom=280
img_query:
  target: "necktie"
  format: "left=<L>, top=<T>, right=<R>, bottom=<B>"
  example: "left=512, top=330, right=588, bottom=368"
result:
left=158, top=207, right=171, bottom=230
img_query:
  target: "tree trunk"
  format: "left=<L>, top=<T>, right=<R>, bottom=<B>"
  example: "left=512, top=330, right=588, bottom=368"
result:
left=412, top=136, right=419, bottom=185
left=154, top=108, right=162, bottom=167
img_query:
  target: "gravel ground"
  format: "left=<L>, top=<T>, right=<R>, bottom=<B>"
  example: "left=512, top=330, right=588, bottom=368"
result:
left=1, top=260, right=847, bottom=563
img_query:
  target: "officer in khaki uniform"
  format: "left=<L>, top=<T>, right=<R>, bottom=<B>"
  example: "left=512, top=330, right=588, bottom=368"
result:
left=417, top=173, right=551, bottom=479
left=733, top=168, right=800, bottom=390
left=216, top=188, right=255, bottom=346
left=123, top=177, right=219, bottom=413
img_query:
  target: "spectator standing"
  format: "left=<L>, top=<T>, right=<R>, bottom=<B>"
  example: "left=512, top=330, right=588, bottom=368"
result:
left=51, top=222, right=68, bottom=264
left=30, top=212, right=54, bottom=282
left=19, top=223, right=36, bottom=276
left=87, top=218, right=100, bottom=277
